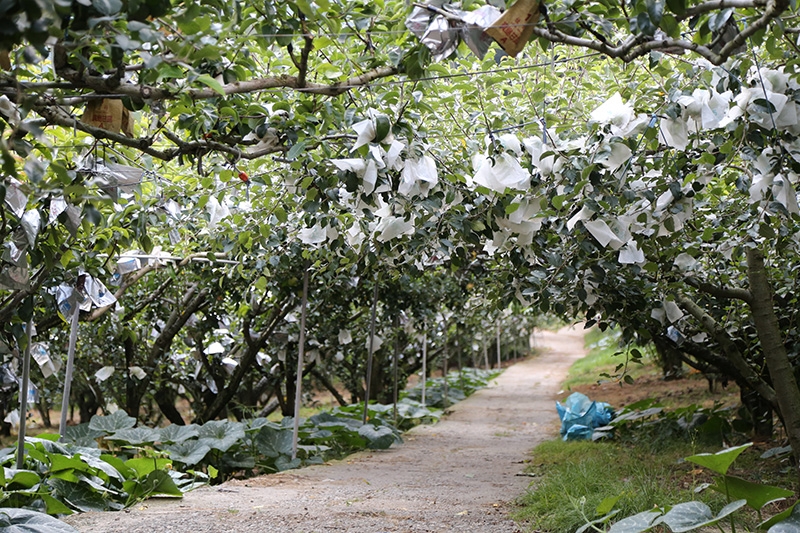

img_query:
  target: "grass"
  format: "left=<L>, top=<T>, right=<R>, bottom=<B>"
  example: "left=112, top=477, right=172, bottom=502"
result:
left=514, top=326, right=795, bottom=532
left=514, top=439, right=730, bottom=532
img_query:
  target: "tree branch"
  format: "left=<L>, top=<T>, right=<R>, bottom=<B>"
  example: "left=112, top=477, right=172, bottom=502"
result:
left=685, top=276, right=753, bottom=303
left=676, top=292, right=778, bottom=406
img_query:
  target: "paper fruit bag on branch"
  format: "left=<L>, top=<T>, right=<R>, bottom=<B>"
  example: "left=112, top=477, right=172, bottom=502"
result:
left=485, top=0, right=541, bottom=58
left=82, top=98, right=135, bottom=137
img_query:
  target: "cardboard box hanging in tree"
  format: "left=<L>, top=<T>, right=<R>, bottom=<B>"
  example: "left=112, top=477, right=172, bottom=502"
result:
left=485, top=0, right=541, bottom=58
left=82, top=98, right=135, bottom=137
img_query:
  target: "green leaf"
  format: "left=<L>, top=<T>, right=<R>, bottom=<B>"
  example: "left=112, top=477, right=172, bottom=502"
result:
left=357, top=424, right=395, bottom=449
left=274, top=206, right=288, bottom=223
left=139, top=470, right=183, bottom=498
left=6, top=469, right=41, bottom=489
left=157, top=424, right=200, bottom=444
left=49, top=454, right=91, bottom=474
left=125, top=457, right=172, bottom=478
left=88, top=410, right=136, bottom=434
left=49, top=478, right=115, bottom=512
left=165, top=441, right=212, bottom=466
left=196, top=74, right=226, bottom=96
left=41, top=494, right=73, bottom=516
left=107, top=427, right=159, bottom=445
left=274, top=455, right=301, bottom=471
left=61, top=423, right=104, bottom=447
left=254, top=427, right=294, bottom=458
left=710, top=475, right=793, bottom=511
left=0, top=508, right=78, bottom=532
left=92, top=0, right=122, bottom=16
left=686, top=443, right=752, bottom=475
left=608, top=510, right=663, bottom=532
left=286, top=140, right=308, bottom=160
left=765, top=501, right=800, bottom=531
left=662, top=500, right=746, bottom=532
left=197, top=420, right=245, bottom=453
left=597, top=494, right=624, bottom=515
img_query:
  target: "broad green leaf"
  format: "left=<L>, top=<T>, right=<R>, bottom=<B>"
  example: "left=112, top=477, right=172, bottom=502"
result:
left=763, top=501, right=800, bottom=531
left=6, top=469, right=41, bottom=489
left=286, top=140, right=308, bottom=160
left=254, top=427, right=293, bottom=458
left=608, top=510, right=662, bottom=532
left=125, top=457, right=172, bottom=478
left=49, top=454, right=90, bottom=474
left=597, top=494, right=624, bottom=515
left=41, top=494, right=73, bottom=516
left=685, top=443, right=752, bottom=475
left=92, top=0, right=122, bottom=16
left=49, top=478, right=117, bottom=512
left=165, top=441, right=212, bottom=466
left=88, top=410, right=136, bottom=434
left=0, top=508, right=78, bottom=532
left=710, top=475, right=793, bottom=511
left=357, top=424, right=395, bottom=450
left=157, top=424, right=200, bottom=444
left=197, top=420, right=245, bottom=453
left=274, top=455, right=301, bottom=471
left=107, top=427, right=159, bottom=445
left=61, top=424, right=104, bottom=448
left=99, top=455, right=135, bottom=479
left=662, top=500, right=746, bottom=532
left=139, top=470, right=183, bottom=498
left=222, top=451, right=256, bottom=469
left=196, top=74, right=226, bottom=96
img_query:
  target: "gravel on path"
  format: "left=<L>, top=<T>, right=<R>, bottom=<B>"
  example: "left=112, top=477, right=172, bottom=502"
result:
left=64, top=326, right=587, bottom=533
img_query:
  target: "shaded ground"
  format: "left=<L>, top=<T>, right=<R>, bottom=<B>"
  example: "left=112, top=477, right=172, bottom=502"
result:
left=564, top=368, right=740, bottom=411
left=65, top=326, right=587, bottom=533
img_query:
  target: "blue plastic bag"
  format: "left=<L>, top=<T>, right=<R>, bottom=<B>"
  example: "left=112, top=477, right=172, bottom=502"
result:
left=556, top=392, right=614, bottom=441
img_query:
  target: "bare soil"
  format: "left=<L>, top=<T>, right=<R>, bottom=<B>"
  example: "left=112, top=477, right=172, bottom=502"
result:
left=64, top=326, right=588, bottom=533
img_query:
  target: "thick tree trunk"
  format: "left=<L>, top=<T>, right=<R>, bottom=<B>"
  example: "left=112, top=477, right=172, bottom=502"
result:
left=154, top=388, right=185, bottom=425
left=739, top=384, right=773, bottom=439
left=653, top=336, right=684, bottom=381
left=310, top=368, right=347, bottom=406
left=746, top=248, right=800, bottom=470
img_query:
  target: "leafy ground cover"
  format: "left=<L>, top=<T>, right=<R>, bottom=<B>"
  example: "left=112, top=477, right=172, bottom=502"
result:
left=1, top=367, right=500, bottom=519
left=515, top=329, right=797, bottom=532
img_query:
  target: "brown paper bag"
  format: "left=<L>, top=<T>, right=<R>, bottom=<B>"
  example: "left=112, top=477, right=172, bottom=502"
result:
left=83, top=99, right=135, bottom=137
left=485, top=0, right=541, bottom=58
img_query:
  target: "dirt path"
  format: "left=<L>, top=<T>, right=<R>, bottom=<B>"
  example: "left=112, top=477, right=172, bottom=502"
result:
left=65, top=327, right=587, bottom=533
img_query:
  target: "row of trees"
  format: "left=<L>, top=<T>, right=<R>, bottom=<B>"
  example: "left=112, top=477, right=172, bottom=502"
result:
left=1, top=0, right=800, bottom=471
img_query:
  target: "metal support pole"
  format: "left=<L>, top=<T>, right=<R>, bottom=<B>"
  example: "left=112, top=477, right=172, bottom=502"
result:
left=442, top=320, right=448, bottom=410
left=362, top=277, right=379, bottom=425
left=291, top=268, right=310, bottom=460
left=16, top=316, right=33, bottom=469
left=421, top=318, right=427, bottom=406
left=496, top=323, right=501, bottom=369
left=59, top=307, right=81, bottom=439
left=483, top=336, right=489, bottom=370
left=392, top=315, right=399, bottom=424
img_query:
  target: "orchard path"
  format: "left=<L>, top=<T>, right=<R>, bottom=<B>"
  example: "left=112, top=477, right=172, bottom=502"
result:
left=65, top=326, right=587, bottom=533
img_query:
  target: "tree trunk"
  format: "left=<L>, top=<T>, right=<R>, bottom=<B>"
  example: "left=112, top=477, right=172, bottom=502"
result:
left=310, top=368, right=347, bottom=406
left=154, top=388, right=185, bottom=425
left=652, top=336, right=684, bottom=381
left=37, top=395, right=52, bottom=428
left=739, top=384, right=773, bottom=439
left=746, top=248, right=800, bottom=470
left=123, top=335, right=140, bottom=418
